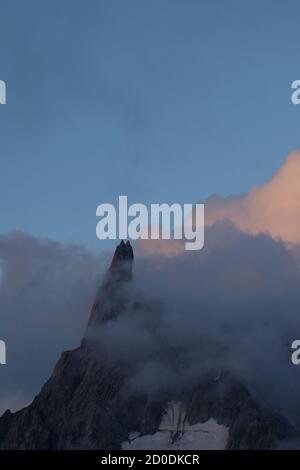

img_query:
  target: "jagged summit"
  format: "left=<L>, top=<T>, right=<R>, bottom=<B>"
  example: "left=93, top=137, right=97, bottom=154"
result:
left=110, top=240, right=134, bottom=270
left=87, top=241, right=133, bottom=328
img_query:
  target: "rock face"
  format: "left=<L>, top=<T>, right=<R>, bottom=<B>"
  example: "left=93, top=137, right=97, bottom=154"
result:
left=0, top=241, right=296, bottom=449
left=87, top=240, right=133, bottom=327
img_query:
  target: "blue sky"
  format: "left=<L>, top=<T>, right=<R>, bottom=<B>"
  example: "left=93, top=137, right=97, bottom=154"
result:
left=0, top=0, right=300, bottom=251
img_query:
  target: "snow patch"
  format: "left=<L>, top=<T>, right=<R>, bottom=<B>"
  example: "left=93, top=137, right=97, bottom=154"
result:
left=122, top=401, right=229, bottom=450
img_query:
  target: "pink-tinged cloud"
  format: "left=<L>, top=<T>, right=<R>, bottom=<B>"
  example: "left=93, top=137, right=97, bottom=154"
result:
left=205, top=150, right=300, bottom=245
left=139, top=150, right=300, bottom=256
left=137, top=223, right=184, bottom=256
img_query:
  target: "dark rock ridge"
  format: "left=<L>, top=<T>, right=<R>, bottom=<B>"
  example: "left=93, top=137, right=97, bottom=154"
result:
left=88, top=240, right=133, bottom=327
left=0, top=241, right=297, bottom=449
left=110, top=239, right=133, bottom=270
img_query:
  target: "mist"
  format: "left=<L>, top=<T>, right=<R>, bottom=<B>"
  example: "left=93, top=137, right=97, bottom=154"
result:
left=1, top=223, right=300, bottom=429
left=93, top=221, right=300, bottom=427
left=0, top=231, right=105, bottom=415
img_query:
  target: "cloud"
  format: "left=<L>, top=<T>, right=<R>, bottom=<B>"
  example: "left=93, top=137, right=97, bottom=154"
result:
left=137, top=150, right=300, bottom=257
left=205, top=150, right=300, bottom=244
left=2, top=151, right=300, bottom=428
left=137, top=237, right=184, bottom=257
left=94, top=222, right=300, bottom=427
left=0, top=231, right=104, bottom=415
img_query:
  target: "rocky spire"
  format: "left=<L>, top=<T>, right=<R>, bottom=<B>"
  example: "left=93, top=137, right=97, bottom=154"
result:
left=110, top=240, right=134, bottom=272
left=86, top=241, right=134, bottom=328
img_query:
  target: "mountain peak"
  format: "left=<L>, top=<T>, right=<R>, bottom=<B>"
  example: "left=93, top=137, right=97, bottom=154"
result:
left=110, top=240, right=134, bottom=270
left=86, top=241, right=134, bottom=328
